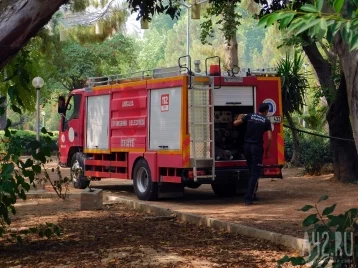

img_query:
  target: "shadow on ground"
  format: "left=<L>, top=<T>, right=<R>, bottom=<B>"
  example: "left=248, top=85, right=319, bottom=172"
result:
left=3, top=201, right=293, bottom=268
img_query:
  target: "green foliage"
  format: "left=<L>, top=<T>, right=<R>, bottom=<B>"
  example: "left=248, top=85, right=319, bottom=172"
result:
left=146, top=11, right=227, bottom=69
left=300, top=105, right=328, bottom=132
left=276, top=51, right=309, bottom=115
left=0, top=68, right=63, bottom=240
left=200, top=2, right=242, bottom=45
left=300, top=137, right=331, bottom=174
left=52, top=42, right=101, bottom=90
left=310, top=57, right=341, bottom=106
left=138, top=28, right=168, bottom=70
left=240, top=17, right=266, bottom=67
left=258, top=0, right=358, bottom=51
left=250, top=25, right=290, bottom=68
left=29, top=32, right=138, bottom=91
left=6, top=222, right=62, bottom=245
left=68, top=7, right=129, bottom=44
left=1, top=31, right=69, bottom=112
left=71, top=0, right=111, bottom=12
left=278, top=195, right=358, bottom=267
left=0, top=50, right=38, bottom=113
left=0, top=120, right=62, bottom=241
left=96, top=34, right=139, bottom=75
left=284, top=130, right=332, bottom=174
left=0, top=130, right=58, bottom=155
left=138, top=8, right=265, bottom=70
left=126, top=0, right=183, bottom=21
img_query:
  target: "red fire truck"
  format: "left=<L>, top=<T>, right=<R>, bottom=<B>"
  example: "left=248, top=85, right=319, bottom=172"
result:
left=57, top=56, right=284, bottom=200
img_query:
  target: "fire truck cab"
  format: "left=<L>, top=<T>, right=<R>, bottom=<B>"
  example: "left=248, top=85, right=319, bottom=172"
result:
left=58, top=56, right=284, bottom=200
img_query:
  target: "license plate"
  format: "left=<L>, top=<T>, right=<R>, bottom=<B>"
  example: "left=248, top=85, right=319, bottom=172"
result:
left=267, top=116, right=282, bottom=123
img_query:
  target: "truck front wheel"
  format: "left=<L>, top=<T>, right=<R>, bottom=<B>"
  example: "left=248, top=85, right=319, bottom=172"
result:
left=211, top=182, right=237, bottom=197
left=71, top=153, right=90, bottom=189
left=133, top=159, right=158, bottom=201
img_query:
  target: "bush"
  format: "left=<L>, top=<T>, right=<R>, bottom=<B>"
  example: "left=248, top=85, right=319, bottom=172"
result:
left=300, top=137, right=332, bottom=174
left=0, top=129, right=58, bottom=155
left=278, top=195, right=358, bottom=267
left=284, top=130, right=332, bottom=174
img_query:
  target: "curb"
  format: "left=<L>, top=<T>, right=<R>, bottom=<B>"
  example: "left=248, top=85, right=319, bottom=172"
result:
left=104, top=194, right=306, bottom=252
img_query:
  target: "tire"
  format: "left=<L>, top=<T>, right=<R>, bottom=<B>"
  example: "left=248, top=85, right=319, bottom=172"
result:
left=70, top=152, right=90, bottom=189
left=211, top=182, right=237, bottom=197
left=185, top=182, right=201, bottom=189
left=133, top=158, right=158, bottom=201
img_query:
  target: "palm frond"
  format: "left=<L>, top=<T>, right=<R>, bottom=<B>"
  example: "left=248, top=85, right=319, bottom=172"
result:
left=276, top=51, right=309, bottom=115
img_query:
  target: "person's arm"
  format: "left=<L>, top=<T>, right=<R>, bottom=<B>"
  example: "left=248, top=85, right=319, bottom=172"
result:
left=233, top=114, right=246, bottom=126
left=266, top=130, right=272, bottom=158
left=265, top=121, right=272, bottom=158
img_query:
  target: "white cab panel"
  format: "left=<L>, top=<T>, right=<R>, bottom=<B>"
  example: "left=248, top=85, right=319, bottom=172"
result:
left=149, top=87, right=182, bottom=150
left=86, top=95, right=110, bottom=150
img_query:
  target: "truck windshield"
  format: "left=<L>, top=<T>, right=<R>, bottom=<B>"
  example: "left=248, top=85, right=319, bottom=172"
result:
left=66, top=94, right=82, bottom=121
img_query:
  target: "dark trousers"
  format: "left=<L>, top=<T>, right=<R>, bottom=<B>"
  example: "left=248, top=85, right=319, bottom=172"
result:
left=244, top=143, right=263, bottom=201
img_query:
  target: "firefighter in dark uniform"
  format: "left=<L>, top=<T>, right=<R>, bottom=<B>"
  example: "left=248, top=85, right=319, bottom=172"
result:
left=233, top=103, right=272, bottom=206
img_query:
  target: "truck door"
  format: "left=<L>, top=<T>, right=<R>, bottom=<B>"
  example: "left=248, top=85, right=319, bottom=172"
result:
left=59, top=94, right=83, bottom=165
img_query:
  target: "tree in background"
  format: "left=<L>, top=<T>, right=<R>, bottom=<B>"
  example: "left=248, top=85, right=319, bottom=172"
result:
left=251, top=25, right=294, bottom=68
left=68, top=7, right=129, bottom=44
left=2, top=0, right=357, bottom=182
left=0, top=0, right=132, bottom=129
left=138, top=8, right=268, bottom=71
left=47, top=33, right=138, bottom=91
left=1, top=0, right=137, bottom=132
left=0, top=0, right=116, bottom=70
left=4, top=31, right=138, bottom=129
left=128, top=0, right=258, bottom=71
left=256, top=0, right=358, bottom=182
left=136, top=11, right=178, bottom=70
left=276, top=52, right=309, bottom=166
left=200, top=2, right=242, bottom=70
left=157, top=10, right=242, bottom=69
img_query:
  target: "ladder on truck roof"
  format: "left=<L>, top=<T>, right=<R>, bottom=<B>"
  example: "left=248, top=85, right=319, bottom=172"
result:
left=189, top=80, right=216, bottom=182
left=87, top=66, right=185, bottom=87
left=234, top=68, right=277, bottom=77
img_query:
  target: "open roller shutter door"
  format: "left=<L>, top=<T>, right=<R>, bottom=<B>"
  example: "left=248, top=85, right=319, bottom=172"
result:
left=213, top=86, right=254, bottom=106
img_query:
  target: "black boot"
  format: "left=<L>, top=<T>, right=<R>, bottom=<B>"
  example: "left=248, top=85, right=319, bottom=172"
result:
left=245, top=198, right=253, bottom=206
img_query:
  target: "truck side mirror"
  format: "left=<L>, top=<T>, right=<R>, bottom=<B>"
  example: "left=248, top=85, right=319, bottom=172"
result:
left=58, top=96, right=66, bottom=114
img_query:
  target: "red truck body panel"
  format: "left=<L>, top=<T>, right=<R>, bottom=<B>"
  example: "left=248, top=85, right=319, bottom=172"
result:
left=59, top=74, right=284, bottom=186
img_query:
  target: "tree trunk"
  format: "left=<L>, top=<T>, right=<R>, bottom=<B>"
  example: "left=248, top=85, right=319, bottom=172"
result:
left=0, top=111, right=6, bottom=130
left=303, top=40, right=358, bottom=182
left=0, top=0, right=67, bottom=70
left=0, top=96, right=6, bottom=130
left=334, top=34, right=358, bottom=156
left=326, top=75, right=358, bottom=182
left=302, top=41, right=335, bottom=102
left=224, top=34, right=239, bottom=71
left=11, top=116, right=25, bottom=128
left=284, top=111, right=301, bottom=166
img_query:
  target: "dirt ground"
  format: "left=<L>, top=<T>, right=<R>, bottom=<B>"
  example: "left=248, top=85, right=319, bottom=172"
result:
left=34, top=158, right=358, bottom=238
left=0, top=199, right=296, bottom=268
left=69, top=168, right=358, bottom=239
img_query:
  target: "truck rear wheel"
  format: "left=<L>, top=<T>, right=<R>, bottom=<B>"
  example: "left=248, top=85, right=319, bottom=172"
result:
left=185, top=182, right=201, bottom=189
left=133, top=158, right=158, bottom=201
left=71, top=153, right=90, bottom=189
left=211, top=182, right=237, bottom=197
